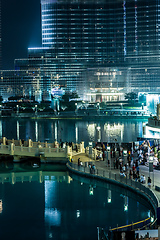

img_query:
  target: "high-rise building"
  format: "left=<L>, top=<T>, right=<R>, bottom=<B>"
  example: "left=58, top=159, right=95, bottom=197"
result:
left=1, top=0, right=160, bottom=104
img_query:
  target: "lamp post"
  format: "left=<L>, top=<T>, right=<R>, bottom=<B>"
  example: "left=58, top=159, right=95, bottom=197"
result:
left=149, top=155, right=154, bottom=186
left=89, top=142, right=93, bottom=160
left=35, top=104, right=37, bottom=116
left=97, top=102, right=100, bottom=115
left=123, top=150, right=128, bottom=165
left=107, top=146, right=111, bottom=170
left=16, top=105, right=19, bottom=116
left=75, top=103, right=77, bottom=115
left=121, top=103, right=123, bottom=116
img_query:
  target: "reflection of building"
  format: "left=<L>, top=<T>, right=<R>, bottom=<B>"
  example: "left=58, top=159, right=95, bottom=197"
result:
left=1, top=1, right=160, bottom=102
left=0, top=199, right=2, bottom=213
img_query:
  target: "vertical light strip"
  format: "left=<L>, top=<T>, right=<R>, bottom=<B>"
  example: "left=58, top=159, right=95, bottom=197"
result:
left=0, top=120, right=2, bottom=139
left=35, top=121, right=38, bottom=142
left=135, top=0, right=138, bottom=55
left=55, top=121, right=57, bottom=140
left=123, top=1, right=127, bottom=57
left=17, top=121, right=19, bottom=140
left=75, top=123, right=78, bottom=143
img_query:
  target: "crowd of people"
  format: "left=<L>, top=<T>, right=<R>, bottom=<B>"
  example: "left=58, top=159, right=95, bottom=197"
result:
left=74, top=140, right=157, bottom=188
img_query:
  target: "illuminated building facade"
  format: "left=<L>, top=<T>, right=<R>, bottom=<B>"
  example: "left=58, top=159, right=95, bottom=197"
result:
left=1, top=0, right=160, bottom=102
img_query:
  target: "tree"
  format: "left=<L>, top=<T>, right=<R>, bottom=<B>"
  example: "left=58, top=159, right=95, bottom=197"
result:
left=60, top=91, right=79, bottom=111
left=125, top=92, right=137, bottom=102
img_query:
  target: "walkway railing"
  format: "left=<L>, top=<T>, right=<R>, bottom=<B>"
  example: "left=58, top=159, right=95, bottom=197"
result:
left=98, top=217, right=151, bottom=240
left=109, top=217, right=151, bottom=232
left=0, top=137, right=86, bottom=159
left=67, top=161, right=158, bottom=239
left=67, top=162, right=158, bottom=217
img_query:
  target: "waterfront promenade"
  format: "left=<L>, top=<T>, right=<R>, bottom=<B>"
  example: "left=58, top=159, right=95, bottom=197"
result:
left=71, top=152, right=160, bottom=205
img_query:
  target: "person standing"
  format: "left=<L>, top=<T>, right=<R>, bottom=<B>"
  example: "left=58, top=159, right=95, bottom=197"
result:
left=78, top=158, right=81, bottom=166
left=136, top=166, right=139, bottom=175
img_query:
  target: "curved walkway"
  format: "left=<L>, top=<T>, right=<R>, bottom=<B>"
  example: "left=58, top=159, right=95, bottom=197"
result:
left=70, top=153, right=159, bottom=219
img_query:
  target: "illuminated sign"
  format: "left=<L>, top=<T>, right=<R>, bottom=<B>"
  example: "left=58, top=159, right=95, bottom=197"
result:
left=51, top=87, right=64, bottom=98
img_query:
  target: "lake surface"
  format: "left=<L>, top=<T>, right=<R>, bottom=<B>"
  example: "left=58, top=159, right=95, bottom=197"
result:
left=0, top=118, right=150, bottom=145
left=0, top=165, right=152, bottom=240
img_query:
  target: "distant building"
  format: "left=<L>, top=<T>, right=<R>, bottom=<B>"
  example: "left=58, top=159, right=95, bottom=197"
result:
left=1, top=0, right=160, bottom=106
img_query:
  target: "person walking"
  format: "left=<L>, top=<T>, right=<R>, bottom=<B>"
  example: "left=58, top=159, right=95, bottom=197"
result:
left=92, top=164, right=96, bottom=174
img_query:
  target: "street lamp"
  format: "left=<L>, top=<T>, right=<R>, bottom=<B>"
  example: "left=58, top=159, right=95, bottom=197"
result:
left=107, top=146, right=111, bottom=170
left=16, top=105, right=19, bottom=115
left=149, top=155, right=154, bottom=186
left=123, top=150, right=128, bottom=165
left=97, top=102, right=100, bottom=115
left=121, top=103, right=123, bottom=116
left=75, top=103, right=77, bottom=115
left=35, top=105, right=37, bottom=116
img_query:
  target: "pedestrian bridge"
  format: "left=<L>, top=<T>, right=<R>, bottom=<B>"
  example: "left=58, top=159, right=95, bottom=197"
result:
left=0, top=137, right=86, bottom=162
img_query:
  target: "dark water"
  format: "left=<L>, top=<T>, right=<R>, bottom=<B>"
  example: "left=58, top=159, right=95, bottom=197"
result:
left=0, top=165, right=152, bottom=240
left=0, top=118, right=149, bottom=145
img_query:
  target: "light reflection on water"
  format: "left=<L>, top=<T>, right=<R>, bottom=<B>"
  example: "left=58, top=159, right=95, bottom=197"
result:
left=0, top=118, right=148, bottom=146
left=0, top=165, right=153, bottom=240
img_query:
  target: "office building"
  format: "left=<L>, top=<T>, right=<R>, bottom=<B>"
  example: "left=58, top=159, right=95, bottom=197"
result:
left=1, top=0, right=160, bottom=104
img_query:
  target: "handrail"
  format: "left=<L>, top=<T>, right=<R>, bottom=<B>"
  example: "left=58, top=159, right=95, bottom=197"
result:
left=67, top=161, right=158, bottom=223
left=67, top=161, right=158, bottom=240
left=110, top=217, right=150, bottom=231
left=98, top=217, right=151, bottom=240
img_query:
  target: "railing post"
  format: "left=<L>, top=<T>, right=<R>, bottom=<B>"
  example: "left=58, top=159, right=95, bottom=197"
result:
left=21, top=145, right=23, bottom=152
left=28, top=139, right=32, bottom=147
left=49, top=146, right=51, bottom=153
left=2, top=137, right=6, bottom=145
left=103, top=171, right=105, bottom=177
left=80, top=141, right=85, bottom=153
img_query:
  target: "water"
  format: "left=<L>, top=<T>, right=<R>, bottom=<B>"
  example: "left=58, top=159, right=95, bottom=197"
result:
left=0, top=164, right=152, bottom=240
left=0, top=118, right=148, bottom=145
left=0, top=118, right=157, bottom=239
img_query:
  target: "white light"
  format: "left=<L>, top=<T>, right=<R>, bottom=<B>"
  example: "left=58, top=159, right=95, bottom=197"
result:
left=124, top=205, right=128, bottom=211
left=76, top=210, right=80, bottom=218
left=89, top=186, right=94, bottom=195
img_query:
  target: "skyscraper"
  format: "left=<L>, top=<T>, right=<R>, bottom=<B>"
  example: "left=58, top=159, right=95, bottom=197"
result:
left=1, top=0, right=160, bottom=103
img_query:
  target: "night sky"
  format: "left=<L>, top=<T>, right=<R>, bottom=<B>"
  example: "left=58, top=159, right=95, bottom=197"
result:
left=1, top=0, right=41, bottom=70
